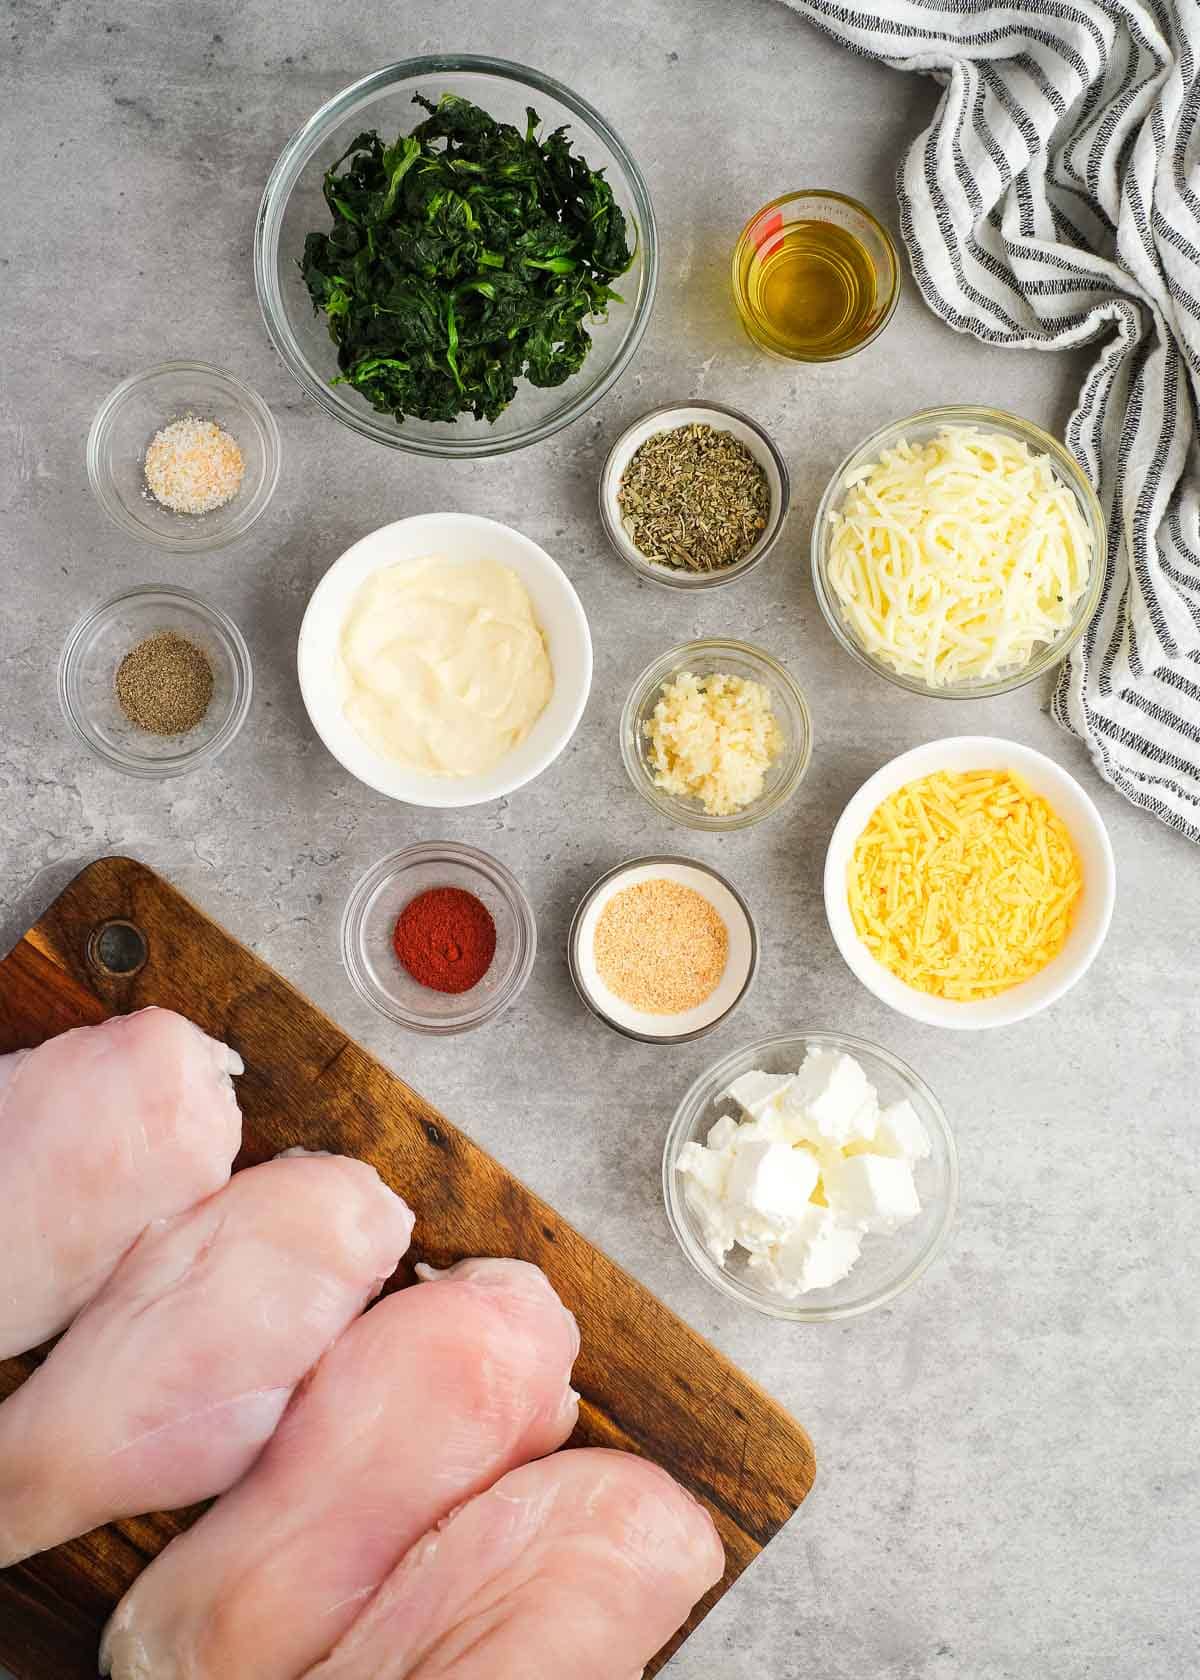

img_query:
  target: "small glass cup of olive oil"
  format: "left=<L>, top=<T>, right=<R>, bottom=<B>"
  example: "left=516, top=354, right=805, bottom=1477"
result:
left=732, top=190, right=900, bottom=362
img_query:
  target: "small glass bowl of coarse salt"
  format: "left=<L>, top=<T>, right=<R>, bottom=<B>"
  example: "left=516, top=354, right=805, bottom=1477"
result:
left=87, top=361, right=280, bottom=552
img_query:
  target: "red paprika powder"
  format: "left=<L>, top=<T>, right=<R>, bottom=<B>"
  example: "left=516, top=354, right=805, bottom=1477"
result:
left=392, top=886, right=497, bottom=995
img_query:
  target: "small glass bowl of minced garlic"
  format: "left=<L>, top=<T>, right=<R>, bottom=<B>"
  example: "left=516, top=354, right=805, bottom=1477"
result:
left=621, top=639, right=813, bottom=831
left=87, top=361, right=281, bottom=552
left=59, top=585, right=253, bottom=777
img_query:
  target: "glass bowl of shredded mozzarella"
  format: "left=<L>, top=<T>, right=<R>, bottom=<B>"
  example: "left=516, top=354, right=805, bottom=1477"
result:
left=663, top=1031, right=957, bottom=1321
left=811, top=406, right=1104, bottom=697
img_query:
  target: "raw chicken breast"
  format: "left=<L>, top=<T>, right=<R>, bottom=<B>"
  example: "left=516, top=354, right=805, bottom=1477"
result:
left=306, top=1448, right=726, bottom=1680
left=0, top=1008, right=243, bottom=1358
left=0, top=1151, right=413, bottom=1567
left=100, top=1258, right=580, bottom=1680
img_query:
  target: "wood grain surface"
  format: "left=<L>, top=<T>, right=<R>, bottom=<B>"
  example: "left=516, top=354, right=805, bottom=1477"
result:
left=0, top=857, right=815, bottom=1678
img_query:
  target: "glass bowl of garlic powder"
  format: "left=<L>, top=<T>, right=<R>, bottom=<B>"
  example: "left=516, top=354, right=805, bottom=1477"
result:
left=663, top=1031, right=957, bottom=1321
left=621, top=639, right=812, bottom=831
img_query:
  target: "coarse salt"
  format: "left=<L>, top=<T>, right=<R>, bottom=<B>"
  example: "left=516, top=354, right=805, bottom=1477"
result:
left=144, top=415, right=245, bottom=516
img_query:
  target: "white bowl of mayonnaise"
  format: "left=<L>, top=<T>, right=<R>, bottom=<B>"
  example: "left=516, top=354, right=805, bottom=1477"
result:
left=298, top=513, right=593, bottom=807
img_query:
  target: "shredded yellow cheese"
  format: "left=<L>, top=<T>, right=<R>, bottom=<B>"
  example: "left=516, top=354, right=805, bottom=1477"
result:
left=826, top=428, right=1093, bottom=686
left=848, top=769, right=1083, bottom=999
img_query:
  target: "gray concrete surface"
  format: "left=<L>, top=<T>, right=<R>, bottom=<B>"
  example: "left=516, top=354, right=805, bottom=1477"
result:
left=3, top=2, right=1197, bottom=1676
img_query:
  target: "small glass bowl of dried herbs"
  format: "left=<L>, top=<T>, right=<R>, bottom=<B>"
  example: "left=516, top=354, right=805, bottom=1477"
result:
left=59, top=585, right=253, bottom=777
left=599, top=402, right=789, bottom=590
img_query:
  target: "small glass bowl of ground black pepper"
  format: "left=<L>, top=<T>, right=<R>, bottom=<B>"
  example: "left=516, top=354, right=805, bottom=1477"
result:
left=599, top=401, right=790, bottom=590
left=341, top=843, right=537, bottom=1035
left=87, top=360, right=281, bottom=552
left=58, top=584, right=253, bottom=777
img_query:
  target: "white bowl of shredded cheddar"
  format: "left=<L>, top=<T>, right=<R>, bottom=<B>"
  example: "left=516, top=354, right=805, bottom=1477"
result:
left=824, top=737, right=1115, bottom=1029
left=812, top=406, right=1104, bottom=697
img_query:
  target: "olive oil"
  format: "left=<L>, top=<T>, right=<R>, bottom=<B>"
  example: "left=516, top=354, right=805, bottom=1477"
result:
left=733, top=193, right=898, bottom=362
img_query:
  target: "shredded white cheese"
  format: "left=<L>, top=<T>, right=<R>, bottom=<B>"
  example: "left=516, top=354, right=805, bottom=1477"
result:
left=826, top=427, right=1094, bottom=686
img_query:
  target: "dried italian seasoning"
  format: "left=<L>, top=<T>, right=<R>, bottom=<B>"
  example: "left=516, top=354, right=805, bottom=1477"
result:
left=617, top=422, right=770, bottom=573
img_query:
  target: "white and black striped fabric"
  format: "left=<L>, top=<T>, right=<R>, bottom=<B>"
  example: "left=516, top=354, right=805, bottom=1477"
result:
left=787, top=0, right=1200, bottom=843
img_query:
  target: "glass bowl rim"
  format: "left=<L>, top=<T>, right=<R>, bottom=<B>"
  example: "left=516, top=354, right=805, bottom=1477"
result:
left=598, top=400, right=792, bottom=590
left=619, top=638, right=813, bottom=831
left=57, top=582, right=254, bottom=778
left=340, top=840, right=538, bottom=1034
left=85, top=359, right=282, bottom=553
left=731, top=187, right=902, bottom=365
left=254, top=53, right=660, bottom=460
left=567, top=853, right=760, bottom=1044
left=662, top=1027, right=959, bottom=1321
left=810, top=403, right=1107, bottom=698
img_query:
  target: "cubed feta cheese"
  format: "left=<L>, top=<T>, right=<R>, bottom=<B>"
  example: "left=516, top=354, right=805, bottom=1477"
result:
left=822, top=1153, right=921, bottom=1233
left=677, top=1139, right=729, bottom=1198
left=748, top=1206, right=863, bottom=1296
left=678, top=1050, right=927, bottom=1301
left=873, top=1098, right=932, bottom=1161
left=681, top=1175, right=733, bottom=1262
left=725, top=1139, right=820, bottom=1228
left=706, top=1114, right=739, bottom=1151
left=721, top=1069, right=794, bottom=1120
left=779, top=1047, right=878, bottom=1146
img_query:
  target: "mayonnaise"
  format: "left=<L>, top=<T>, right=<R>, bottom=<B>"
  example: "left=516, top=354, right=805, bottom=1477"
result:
left=337, top=556, right=553, bottom=777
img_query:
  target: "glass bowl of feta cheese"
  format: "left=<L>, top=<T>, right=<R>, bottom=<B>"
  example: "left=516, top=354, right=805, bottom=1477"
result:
left=663, top=1031, right=957, bottom=1320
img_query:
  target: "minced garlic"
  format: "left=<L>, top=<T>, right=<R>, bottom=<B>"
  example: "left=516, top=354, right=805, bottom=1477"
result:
left=848, top=769, right=1083, bottom=999
left=645, top=670, right=783, bottom=817
left=144, top=416, right=245, bottom=516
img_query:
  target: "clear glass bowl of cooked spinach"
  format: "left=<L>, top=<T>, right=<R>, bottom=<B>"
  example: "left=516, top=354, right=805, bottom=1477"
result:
left=255, top=56, right=658, bottom=458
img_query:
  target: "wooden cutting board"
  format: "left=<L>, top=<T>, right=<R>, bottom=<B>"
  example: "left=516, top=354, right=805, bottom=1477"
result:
left=0, top=857, right=815, bottom=1678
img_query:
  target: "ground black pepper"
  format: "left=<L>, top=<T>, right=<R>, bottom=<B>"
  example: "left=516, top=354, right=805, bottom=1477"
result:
left=115, top=630, right=213, bottom=736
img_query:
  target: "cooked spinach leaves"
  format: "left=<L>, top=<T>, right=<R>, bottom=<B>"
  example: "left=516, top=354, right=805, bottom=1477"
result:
left=301, top=93, right=634, bottom=425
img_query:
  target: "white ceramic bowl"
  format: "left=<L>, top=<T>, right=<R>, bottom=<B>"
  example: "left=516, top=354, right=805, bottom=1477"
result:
left=824, top=736, right=1115, bottom=1030
left=568, top=856, right=759, bottom=1042
left=297, top=514, right=592, bottom=807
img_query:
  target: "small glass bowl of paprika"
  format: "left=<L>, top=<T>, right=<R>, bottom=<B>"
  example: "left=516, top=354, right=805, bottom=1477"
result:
left=340, top=842, right=537, bottom=1034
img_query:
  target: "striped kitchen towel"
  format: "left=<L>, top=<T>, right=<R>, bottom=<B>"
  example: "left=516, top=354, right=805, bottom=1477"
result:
left=785, top=0, right=1200, bottom=843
